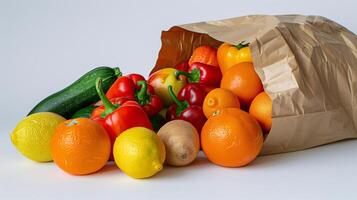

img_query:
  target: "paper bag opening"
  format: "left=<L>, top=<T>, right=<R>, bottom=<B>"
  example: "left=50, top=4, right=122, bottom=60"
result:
left=151, top=15, right=357, bottom=155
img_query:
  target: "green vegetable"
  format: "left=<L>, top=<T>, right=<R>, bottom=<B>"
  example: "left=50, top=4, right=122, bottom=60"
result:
left=71, top=105, right=97, bottom=119
left=28, top=67, right=121, bottom=119
left=150, top=114, right=166, bottom=132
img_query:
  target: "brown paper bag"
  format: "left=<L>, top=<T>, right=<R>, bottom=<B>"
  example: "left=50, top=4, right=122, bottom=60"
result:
left=151, top=15, right=357, bottom=155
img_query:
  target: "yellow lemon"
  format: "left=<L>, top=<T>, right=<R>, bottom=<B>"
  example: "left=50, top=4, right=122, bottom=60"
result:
left=113, top=127, right=165, bottom=179
left=10, top=112, right=66, bottom=162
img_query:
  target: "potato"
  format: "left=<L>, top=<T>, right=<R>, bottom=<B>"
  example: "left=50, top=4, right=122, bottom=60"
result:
left=157, top=120, right=200, bottom=166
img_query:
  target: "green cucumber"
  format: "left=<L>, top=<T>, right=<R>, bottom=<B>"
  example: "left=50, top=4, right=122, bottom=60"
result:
left=71, top=105, right=97, bottom=119
left=28, top=66, right=121, bottom=119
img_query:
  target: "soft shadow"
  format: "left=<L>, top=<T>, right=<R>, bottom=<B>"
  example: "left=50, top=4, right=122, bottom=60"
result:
left=96, top=161, right=120, bottom=175
left=250, top=139, right=357, bottom=168
left=155, top=152, right=211, bottom=179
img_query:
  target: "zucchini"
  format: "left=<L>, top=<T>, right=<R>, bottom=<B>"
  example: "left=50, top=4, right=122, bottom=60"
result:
left=28, top=66, right=121, bottom=119
left=71, top=105, right=97, bottom=119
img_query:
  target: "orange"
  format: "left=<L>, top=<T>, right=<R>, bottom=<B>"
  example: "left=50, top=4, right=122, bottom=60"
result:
left=51, top=118, right=111, bottom=175
left=201, top=108, right=263, bottom=167
left=220, top=62, right=263, bottom=109
left=189, top=45, right=219, bottom=67
left=203, top=88, right=240, bottom=118
left=249, top=92, right=272, bottom=134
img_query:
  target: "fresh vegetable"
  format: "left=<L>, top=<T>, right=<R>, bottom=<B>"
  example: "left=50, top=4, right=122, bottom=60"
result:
left=91, top=78, right=152, bottom=145
left=28, top=67, right=121, bottom=119
left=91, top=97, right=130, bottom=119
left=201, top=108, right=263, bottom=167
left=175, top=60, right=189, bottom=72
left=51, top=118, right=111, bottom=175
left=175, top=62, right=222, bottom=88
left=217, top=42, right=252, bottom=74
left=71, top=105, right=97, bottom=119
left=166, top=85, right=206, bottom=132
left=189, top=45, right=219, bottom=67
left=113, top=127, right=166, bottom=179
left=149, top=114, right=166, bottom=132
left=11, top=112, right=66, bottom=162
left=105, top=73, right=160, bottom=115
left=127, top=73, right=154, bottom=93
left=135, top=81, right=164, bottom=116
left=220, top=62, right=263, bottom=109
left=148, top=68, right=186, bottom=106
left=177, top=83, right=210, bottom=106
left=105, top=75, right=137, bottom=100
left=157, top=120, right=200, bottom=166
left=203, top=88, right=240, bottom=118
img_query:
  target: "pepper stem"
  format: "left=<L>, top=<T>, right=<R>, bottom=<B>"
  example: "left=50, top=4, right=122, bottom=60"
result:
left=235, top=41, right=250, bottom=50
left=95, top=78, right=118, bottom=118
left=136, top=80, right=149, bottom=105
left=168, top=85, right=189, bottom=116
left=175, top=70, right=191, bottom=79
left=175, top=69, right=200, bottom=83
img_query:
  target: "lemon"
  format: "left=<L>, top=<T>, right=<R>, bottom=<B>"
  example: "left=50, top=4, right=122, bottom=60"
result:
left=113, top=127, right=166, bottom=179
left=10, top=112, right=66, bottom=162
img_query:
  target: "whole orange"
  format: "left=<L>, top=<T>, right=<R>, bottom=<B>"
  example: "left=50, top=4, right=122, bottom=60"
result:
left=51, top=118, right=111, bottom=175
left=220, top=62, right=263, bottom=109
left=249, top=92, right=272, bottom=134
left=203, top=88, right=240, bottom=118
left=201, top=108, right=263, bottom=167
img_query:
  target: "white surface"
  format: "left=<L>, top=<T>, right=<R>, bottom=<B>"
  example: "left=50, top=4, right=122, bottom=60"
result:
left=1, top=0, right=357, bottom=199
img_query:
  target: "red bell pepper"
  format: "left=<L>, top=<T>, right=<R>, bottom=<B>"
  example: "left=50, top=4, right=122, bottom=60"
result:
left=105, top=76, right=137, bottom=99
left=175, top=62, right=222, bottom=88
left=105, top=73, right=157, bottom=113
left=175, top=60, right=189, bottom=72
left=91, top=78, right=152, bottom=144
left=177, top=83, right=212, bottom=106
left=126, top=73, right=155, bottom=94
left=166, top=85, right=206, bottom=132
left=91, top=97, right=131, bottom=119
left=136, top=80, right=164, bottom=116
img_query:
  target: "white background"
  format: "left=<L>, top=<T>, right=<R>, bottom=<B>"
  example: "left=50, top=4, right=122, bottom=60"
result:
left=1, top=0, right=357, bottom=199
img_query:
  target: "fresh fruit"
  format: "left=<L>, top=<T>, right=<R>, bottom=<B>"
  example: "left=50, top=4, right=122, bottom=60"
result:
left=220, top=62, right=263, bottom=109
left=157, top=120, right=200, bottom=166
left=249, top=92, right=272, bottom=134
left=28, top=67, right=121, bottom=119
left=217, top=42, right=252, bottom=74
left=203, top=88, right=240, bottom=118
left=10, top=112, right=66, bottom=162
left=201, top=108, right=263, bottom=167
left=51, top=118, right=111, bottom=175
left=113, top=127, right=166, bottom=179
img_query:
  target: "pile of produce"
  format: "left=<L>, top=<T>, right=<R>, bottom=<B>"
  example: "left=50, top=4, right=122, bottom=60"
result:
left=11, top=42, right=272, bottom=178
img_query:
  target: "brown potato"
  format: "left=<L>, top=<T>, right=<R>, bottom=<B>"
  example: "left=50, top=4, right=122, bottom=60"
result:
left=157, top=120, right=200, bottom=166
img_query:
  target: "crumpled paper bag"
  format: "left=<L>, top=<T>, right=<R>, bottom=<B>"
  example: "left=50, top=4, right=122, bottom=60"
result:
left=151, top=15, right=357, bottom=155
